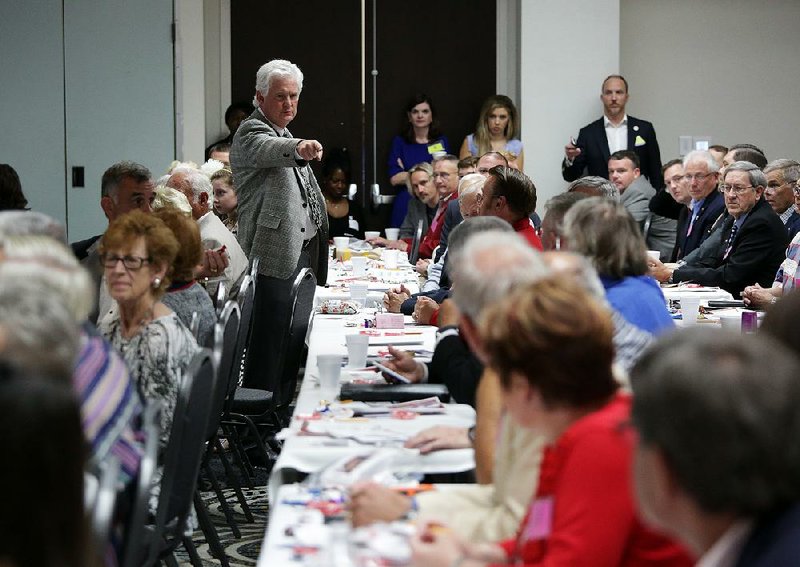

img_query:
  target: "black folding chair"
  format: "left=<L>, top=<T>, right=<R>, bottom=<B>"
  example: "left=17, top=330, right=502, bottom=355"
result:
left=89, top=455, right=121, bottom=563
left=144, top=349, right=217, bottom=567
left=120, top=402, right=161, bottom=567
left=409, top=218, right=424, bottom=264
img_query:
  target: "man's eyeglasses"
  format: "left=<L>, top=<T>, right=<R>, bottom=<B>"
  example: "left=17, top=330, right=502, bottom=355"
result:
left=684, top=172, right=716, bottom=182
left=719, top=184, right=754, bottom=195
left=100, top=254, right=151, bottom=270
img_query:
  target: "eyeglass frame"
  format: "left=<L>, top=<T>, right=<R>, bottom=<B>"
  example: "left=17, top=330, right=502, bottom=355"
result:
left=719, top=184, right=756, bottom=195
left=684, top=172, right=717, bottom=182
left=100, top=253, right=152, bottom=270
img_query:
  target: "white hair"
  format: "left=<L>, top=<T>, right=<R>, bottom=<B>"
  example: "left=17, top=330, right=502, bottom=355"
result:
left=0, top=235, right=93, bottom=322
left=169, top=164, right=212, bottom=203
left=683, top=150, right=720, bottom=173
left=152, top=185, right=192, bottom=217
left=253, top=59, right=304, bottom=106
left=450, top=231, right=549, bottom=322
left=0, top=278, right=80, bottom=378
left=458, top=173, right=485, bottom=199
left=0, top=211, right=67, bottom=244
left=200, top=159, right=226, bottom=178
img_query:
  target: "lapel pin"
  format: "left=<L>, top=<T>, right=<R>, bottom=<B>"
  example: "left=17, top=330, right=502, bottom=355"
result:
left=633, top=125, right=640, bottom=132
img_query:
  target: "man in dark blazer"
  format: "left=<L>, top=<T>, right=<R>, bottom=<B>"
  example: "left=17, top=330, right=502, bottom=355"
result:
left=562, top=75, right=664, bottom=189
left=230, top=59, right=329, bottom=389
left=649, top=161, right=787, bottom=296
left=673, top=150, right=726, bottom=260
left=631, top=329, right=800, bottom=567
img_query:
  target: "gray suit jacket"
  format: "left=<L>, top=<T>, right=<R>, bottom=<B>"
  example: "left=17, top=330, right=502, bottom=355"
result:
left=230, top=110, right=329, bottom=283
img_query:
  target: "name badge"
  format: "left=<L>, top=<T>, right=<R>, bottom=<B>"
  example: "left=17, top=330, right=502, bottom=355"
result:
left=427, top=142, right=445, bottom=154
left=522, top=496, right=554, bottom=541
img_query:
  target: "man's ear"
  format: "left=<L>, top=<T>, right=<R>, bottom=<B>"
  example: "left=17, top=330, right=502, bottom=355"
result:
left=100, top=196, right=115, bottom=221
left=199, top=192, right=210, bottom=206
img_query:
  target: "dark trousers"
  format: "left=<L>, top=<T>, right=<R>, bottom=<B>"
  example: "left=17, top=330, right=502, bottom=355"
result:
left=243, top=235, right=320, bottom=393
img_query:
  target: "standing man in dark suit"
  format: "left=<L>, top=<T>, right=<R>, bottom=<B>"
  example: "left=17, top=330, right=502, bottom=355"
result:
left=631, top=329, right=800, bottom=567
left=562, top=75, right=664, bottom=190
left=230, top=59, right=329, bottom=389
left=649, top=161, right=788, bottom=296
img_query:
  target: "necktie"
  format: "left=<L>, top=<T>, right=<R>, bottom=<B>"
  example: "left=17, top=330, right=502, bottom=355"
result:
left=296, top=166, right=325, bottom=229
left=686, top=201, right=702, bottom=237
left=723, top=223, right=738, bottom=260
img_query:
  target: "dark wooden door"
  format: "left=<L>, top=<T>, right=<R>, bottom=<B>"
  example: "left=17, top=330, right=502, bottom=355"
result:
left=231, top=0, right=496, bottom=228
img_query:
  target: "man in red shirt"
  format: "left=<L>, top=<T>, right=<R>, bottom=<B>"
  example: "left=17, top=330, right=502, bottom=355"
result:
left=479, top=165, right=543, bottom=249
left=417, top=155, right=460, bottom=259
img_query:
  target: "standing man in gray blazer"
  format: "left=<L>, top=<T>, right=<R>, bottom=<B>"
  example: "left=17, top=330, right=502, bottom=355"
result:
left=230, top=59, right=329, bottom=389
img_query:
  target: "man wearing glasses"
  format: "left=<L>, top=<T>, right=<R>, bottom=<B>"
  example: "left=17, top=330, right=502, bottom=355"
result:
left=649, top=161, right=787, bottom=295
left=763, top=159, right=800, bottom=239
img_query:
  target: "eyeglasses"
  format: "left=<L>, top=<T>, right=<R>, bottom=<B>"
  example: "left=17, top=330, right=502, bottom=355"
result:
left=101, top=254, right=151, bottom=270
left=684, top=172, right=716, bottom=182
left=719, top=184, right=754, bottom=195
left=765, top=181, right=791, bottom=193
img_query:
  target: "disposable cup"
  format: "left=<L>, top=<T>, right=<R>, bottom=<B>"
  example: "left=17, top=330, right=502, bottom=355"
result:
left=383, top=249, right=399, bottom=269
left=718, top=312, right=741, bottom=332
left=385, top=228, right=400, bottom=240
left=333, top=236, right=350, bottom=249
left=349, top=282, right=369, bottom=307
left=317, top=354, right=343, bottom=400
left=345, top=334, right=369, bottom=369
left=351, top=255, right=368, bottom=277
left=646, top=250, right=661, bottom=262
left=681, top=297, right=702, bottom=326
left=364, top=231, right=380, bottom=241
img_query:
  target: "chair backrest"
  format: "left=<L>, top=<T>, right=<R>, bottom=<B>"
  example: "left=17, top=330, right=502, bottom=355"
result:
left=120, top=401, right=161, bottom=567
left=150, top=349, right=216, bottom=560
left=189, top=311, right=200, bottom=340
left=409, top=218, right=424, bottom=264
left=249, top=256, right=260, bottom=280
left=214, top=281, right=227, bottom=314
left=275, top=268, right=317, bottom=410
left=207, top=300, right=240, bottom=440
left=89, top=455, right=120, bottom=557
left=232, top=274, right=256, bottom=390
left=642, top=212, right=653, bottom=241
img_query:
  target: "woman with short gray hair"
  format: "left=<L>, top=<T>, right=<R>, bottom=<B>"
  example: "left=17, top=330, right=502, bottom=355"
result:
left=562, top=197, right=674, bottom=335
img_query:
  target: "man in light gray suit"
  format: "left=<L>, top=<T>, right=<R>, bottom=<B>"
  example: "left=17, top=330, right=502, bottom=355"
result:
left=230, top=59, right=329, bottom=389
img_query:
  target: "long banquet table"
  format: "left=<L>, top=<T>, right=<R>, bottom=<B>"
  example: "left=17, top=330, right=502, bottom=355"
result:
left=256, top=247, right=476, bottom=566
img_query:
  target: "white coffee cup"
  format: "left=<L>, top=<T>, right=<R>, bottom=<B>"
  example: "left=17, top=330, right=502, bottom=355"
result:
left=317, top=354, right=343, bottom=400
left=718, top=312, right=742, bottom=332
left=383, top=249, right=399, bottom=269
left=364, top=231, right=380, bottom=241
left=384, top=228, right=400, bottom=240
left=349, top=282, right=369, bottom=307
left=646, top=250, right=661, bottom=262
left=345, top=334, right=369, bottom=369
left=333, top=236, right=350, bottom=249
left=351, top=255, right=368, bottom=277
left=681, top=297, right=702, bottom=326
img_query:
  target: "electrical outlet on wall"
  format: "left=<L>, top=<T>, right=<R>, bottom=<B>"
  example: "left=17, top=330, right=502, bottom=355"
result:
left=693, top=136, right=712, bottom=151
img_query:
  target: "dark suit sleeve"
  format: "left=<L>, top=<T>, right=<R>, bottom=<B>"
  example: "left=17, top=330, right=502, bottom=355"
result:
left=649, top=189, right=684, bottom=219
left=435, top=202, right=462, bottom=262
left=427, top=334, right=482, bottom=407
left=640, top=121, right=664, bottom=190
left=675, top=215, right=787, bottom=294
left=561, top=127, right=589, bottom=182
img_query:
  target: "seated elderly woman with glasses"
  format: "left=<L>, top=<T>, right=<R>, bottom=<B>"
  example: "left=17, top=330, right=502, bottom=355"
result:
left=410, top=279, right=691, bottom=567
left=98, top=210, right=199, bottom=446
left=562, top=197, right=674, bottom=335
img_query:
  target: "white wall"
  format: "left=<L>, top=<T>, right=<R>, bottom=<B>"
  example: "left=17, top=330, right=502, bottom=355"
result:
left=620, top=0, right=800, bottom=162
left=519, top=0, right=620, bottom=210
left=175, top=0, right=206, bottom=164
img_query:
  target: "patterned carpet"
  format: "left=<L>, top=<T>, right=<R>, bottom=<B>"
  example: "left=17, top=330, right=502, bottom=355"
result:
left=174, top=487, right=270, bottom=566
